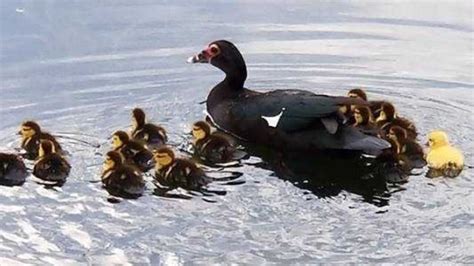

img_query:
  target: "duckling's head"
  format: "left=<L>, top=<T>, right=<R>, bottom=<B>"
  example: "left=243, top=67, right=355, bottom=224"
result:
left=152, top=146, right=175, bottom=170
left=348, top=88, right=367, bottom=101
left=111, top=131, right=129, bottom=149
left=377, top=102, right=396, bottom=122
left=132, top=108, right=146, bottom=129
left=353, top=106, right=373, bottom=125
left=192, top=121, right=211, bottom=141
left=387, top=125, right=407, bottom=143
left=103, top=151, right=123, bottom=172
left=38, top=139, right=55, bottom=158
left=19, top=121, right=41, bottom=139
left=427, top=130, right=450, bottom=149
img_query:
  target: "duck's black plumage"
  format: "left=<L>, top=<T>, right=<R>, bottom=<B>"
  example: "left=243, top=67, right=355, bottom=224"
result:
left=0, top=153, right=28, bottom=186
left=33, top=140, right=70, bottom=185
left=102, top=151, right=145, bottom=199
left=189, top=40, right=390, bottom=153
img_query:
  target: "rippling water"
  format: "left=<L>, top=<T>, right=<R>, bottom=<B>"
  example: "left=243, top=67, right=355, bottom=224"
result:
left=1, top=1, right=473, bottom=264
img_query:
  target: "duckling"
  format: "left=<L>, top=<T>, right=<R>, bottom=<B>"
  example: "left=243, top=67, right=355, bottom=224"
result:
left=101, top=151, right=145, bottom=198
left=347, top=88, right=368, bottom=101
left=426, top=130, right=464, bottom=178
left=33, top=140, right=71, bottom=185
left=347, top=88, right=384, bottom=117
left=152, top=146, right=210, bottom=190
left=192, top=121, right=247, bottom=164
left=130, top=108, right=167, bottom=149
left=387, top=126, right=425, bottom=169
left=376, top=102, right=417, bottom=139
left=350, top=106, right=377, bottom=134
left=18, top=121, right=63, bottom=160
left=111, top=130, right=154, bottom=172
left=0, top=153, right=28, bottom=186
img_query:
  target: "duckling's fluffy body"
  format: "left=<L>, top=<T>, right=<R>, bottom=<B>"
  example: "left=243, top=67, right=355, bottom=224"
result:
left=0, top=153, right=28, bottom=186
left=130, top=108, right=167, bottom=149
left=426, top=131, right=464, bottom=178
left=112, top=130, right=154, bottom=172
left=153, top=147, right=210, bottom=190
left=19, top=121, right=62, bottom=160
left=102, top=151, right=145, bottom=198
left=192, top=121, right=246, bottom=164
left=33, top=140, right=70, bottom=185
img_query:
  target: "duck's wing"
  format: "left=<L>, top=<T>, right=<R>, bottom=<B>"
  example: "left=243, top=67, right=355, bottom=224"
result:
left=231, top=90, right=366, bottom=133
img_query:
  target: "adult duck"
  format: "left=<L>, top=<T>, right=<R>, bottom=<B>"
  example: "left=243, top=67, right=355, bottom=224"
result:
left=188, top=40, right=390, bottom=153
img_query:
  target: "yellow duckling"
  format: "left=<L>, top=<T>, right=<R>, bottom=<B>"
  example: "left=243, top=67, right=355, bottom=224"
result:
left=426, top=130, right=464, bottom=178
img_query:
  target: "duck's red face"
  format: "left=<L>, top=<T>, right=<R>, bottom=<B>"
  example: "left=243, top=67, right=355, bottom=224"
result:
left=187, top=43, right=221, bottom=64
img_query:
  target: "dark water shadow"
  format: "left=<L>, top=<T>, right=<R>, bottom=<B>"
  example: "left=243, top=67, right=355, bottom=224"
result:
left=242, top=144, right=400, bottom=207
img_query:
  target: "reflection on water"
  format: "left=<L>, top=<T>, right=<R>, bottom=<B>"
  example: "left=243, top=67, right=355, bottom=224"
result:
left=0, top=0, right=473, bottom=264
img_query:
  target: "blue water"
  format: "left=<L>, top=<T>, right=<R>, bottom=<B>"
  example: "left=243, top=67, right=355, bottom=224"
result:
left=1, top=1, right=473, bottom=264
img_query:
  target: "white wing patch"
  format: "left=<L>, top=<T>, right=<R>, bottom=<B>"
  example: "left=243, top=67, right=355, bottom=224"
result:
left=261, top=108, right=286, bottom=128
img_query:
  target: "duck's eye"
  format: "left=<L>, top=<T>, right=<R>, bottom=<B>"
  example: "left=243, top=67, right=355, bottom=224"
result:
left=209, top=44, right=220, bottom=56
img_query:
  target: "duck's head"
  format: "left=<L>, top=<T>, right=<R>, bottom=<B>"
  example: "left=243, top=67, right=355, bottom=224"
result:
left=192, top=121, right=211, bottom=142
left=19, top=121, right=41, bottom=140
left=188, top=40, right=247, bottom=83
left=427, top=130, right=450, bottom=149
left=152, top=146, right=175, bottom=170
left=387, top=125, right=407, bottom=143
left=376, top=102, right=396, bottom=122
left=348, top=88, right=368, bottom=101
left=111, top=131, right=129, bottom=149
left=132, top=108, right=146, bottom=130
left=103, top=151, right=123, bottom=172
left=353, top=106, right=372, bottom=125
left=38, top=139, right=55, bottom=158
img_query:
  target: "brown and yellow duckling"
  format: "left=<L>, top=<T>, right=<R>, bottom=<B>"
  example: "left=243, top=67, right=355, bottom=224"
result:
left=425, top=130, right=464, bottom=178
left=153, top=146, right=211, bottom=190
left=33, top=140, right=71, bottom=185
left=347, top=88, right=384, bottom=117
left=18, top=121, right=63, bottom=160
left=376, top=102, right=417, bottom=139
left=101, top=151, right=145, bottom=199
left=386, top=125, right=425, bottom=169
left=130, top=108, right=167, bottom=149
left=111, top=130, right=154, bottom=172
left=350, top=106, right=377, bottom=134
left=192, top=121, right=247, bottom=164
left=0, top=152, right=28, bottom=186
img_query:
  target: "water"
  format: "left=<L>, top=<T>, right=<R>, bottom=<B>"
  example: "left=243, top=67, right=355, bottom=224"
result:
left=1, top=0, right=473, bottom=264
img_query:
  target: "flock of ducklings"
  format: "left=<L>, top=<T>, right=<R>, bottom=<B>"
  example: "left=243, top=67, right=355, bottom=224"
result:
left=0, top=88, right=465, bottom=199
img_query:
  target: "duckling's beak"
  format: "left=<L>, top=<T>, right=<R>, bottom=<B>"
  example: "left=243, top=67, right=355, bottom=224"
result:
left=425, top=141, right=429, bottom=147
left=17, top=131, right=21, bottom=135
left=187, top=51, right=209, bottom=64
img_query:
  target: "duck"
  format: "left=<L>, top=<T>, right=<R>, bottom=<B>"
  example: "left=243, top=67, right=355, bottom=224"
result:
left=188, top=40, right=390, bottom=154
left=376, top=102, right=417, bottom=140
left=130, top=108, right=167, bottom=149
left=350, top=106, right=377, bottom=134
left=18, top=121, right=63, bottom=160
left=0, top=152, right=28, bottom=186
left=192, top=121, right=247, bottom=164
left=152, top=146, right=210, bottom=190
left=33, top=139, right=71, bottom=185
left=101, top=151, right=145, bottom=198
left=425, top=130, right=464, bottom=178
left=111, top=130, right=154, bottom=172
left=386, top=125, right=425, bottom=169
left=347, top=88, right=385, bottom=118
